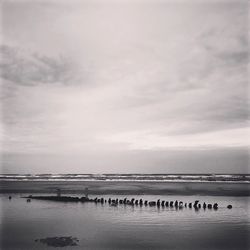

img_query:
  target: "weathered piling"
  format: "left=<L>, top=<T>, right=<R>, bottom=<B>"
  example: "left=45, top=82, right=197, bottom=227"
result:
left=131, top=198, right=135, bottom=205
left=157, top=199, right=160, bottom=207
left=174, top=200, right=178, bottom=207
left=213, top=203, right=218, bottom=210
left=194, top=200, right=199, bottom=206
left=207, top=204, right=212, bottom=209
left=203, top=202, right=206, bottom=209
left=193, top=200, right=199, bottom=209
left=139, top=199, right=143, bottom=206
left=149, top=201, right=156, bottom=206
left=179, top=202, right=183, bottom=208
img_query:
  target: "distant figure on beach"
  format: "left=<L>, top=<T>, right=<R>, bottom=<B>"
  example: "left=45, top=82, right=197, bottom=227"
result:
left=85, top=187, right=89, bottom=199
left=56, top=188, right=61, bottom=197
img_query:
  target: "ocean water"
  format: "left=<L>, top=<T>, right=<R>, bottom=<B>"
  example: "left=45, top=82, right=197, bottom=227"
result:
left=1, top=194, right=249, bottom=250
left=0, top=174, right=249, bottom=183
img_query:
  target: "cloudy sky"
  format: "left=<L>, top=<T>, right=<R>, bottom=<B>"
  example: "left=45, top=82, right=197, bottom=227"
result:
left=0, top=0, right=249, bottom=173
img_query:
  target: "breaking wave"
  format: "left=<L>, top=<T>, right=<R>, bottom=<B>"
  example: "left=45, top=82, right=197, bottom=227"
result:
left=0, top=174, right=249, bottom=183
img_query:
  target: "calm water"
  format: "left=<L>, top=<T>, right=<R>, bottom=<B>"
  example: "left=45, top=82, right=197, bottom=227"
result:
left=1, top=194, right=249, bottom=250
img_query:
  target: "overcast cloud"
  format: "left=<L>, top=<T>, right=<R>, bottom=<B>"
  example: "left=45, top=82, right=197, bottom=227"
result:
left=0, top=0, right=249, bottom=173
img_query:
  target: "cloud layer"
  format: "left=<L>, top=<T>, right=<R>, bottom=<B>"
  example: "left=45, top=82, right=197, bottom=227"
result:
left=0, top=45, right=77, bottom=86
left=0, top=0, right=249, bottom=173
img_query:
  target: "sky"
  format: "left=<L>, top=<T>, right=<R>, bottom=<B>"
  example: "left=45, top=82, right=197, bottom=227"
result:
left=0, top=0, right=249, bottom=174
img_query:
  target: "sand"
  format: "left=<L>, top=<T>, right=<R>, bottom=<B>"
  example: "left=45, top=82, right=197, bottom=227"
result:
left=0, top=180, right=249, bottom=196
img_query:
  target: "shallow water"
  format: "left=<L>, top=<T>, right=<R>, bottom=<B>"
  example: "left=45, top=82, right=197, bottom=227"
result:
left=1, top=194, right=249, bottom=250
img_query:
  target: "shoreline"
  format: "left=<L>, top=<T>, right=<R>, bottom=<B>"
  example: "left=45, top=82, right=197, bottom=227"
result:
left=1, top=180, right=249, bottom=196
left=0, top=179, right=249, bottom=184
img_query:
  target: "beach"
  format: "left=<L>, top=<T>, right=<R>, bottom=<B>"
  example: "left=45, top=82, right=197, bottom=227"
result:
left=1, top=179, right=249, bottom=196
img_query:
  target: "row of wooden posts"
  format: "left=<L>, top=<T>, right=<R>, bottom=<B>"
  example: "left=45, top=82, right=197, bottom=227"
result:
left=8, top=193, right=233, bottom=209
left=91, top=197, right=232, bottom=209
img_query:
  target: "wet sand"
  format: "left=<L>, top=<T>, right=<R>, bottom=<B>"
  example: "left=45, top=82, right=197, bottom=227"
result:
left=1, top=180, right=249, bottom=196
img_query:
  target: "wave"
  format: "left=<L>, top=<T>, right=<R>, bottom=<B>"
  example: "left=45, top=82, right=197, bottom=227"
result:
left=0, top=174, right=249, bottom=183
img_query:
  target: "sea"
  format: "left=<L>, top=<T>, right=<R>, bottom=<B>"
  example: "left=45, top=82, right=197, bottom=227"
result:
left=0, top=173, right=249, bottom=183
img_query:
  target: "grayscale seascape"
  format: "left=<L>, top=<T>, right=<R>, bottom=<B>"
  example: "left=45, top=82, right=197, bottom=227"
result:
left=0, top=0, right=249, bottom=249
